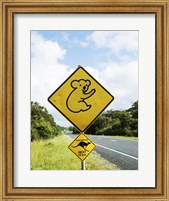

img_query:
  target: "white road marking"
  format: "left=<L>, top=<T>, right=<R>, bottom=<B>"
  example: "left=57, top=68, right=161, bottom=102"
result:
left=95, top=143, right=138, bottom=160
left=111, top=139, right=117, bottom=142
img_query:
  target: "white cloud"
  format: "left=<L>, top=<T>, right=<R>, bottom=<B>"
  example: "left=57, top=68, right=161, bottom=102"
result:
left=101, top=61, right=138, bottom=110
left=87, top=31, right=138, bottom=55
left=31, top=32, right=73, bottom=127
left=82, top=62, right=138, bottom=111
left=70, top=37, right=89, bottom=48
left=31, top=32, right=66, bottom=64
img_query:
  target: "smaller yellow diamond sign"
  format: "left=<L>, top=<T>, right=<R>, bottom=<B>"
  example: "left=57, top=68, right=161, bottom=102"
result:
left=68, top=133, right=96, bottom=161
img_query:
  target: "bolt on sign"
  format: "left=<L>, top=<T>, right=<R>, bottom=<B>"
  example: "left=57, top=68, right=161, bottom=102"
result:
left=48, top=65, right=114, bottom=132
left=68, top=133, right=96, bottom=161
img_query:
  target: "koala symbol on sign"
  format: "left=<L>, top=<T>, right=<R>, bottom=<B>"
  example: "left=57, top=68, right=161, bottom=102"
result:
left=66, top=79, right=96, bottom=113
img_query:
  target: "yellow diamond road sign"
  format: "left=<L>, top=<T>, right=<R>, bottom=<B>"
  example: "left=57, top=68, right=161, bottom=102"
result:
left=48, top=66, right=114, bottom=132
left=68, top=133, right=96, bottom=161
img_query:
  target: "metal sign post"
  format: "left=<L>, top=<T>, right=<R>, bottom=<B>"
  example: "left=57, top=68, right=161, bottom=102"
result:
left=81, top=160, right=85, bottom=170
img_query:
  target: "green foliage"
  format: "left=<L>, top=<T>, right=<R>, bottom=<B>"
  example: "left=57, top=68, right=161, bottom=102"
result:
left=127, top=100, right=138, bottom=119
left=68, top=126, right=79, bottom=134
left=85, top=101, right=138, bottom=137
left=31, top=102, right=61, bottom=141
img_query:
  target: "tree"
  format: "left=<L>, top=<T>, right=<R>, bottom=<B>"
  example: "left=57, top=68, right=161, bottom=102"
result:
left=31, top=102, right=61, bottom=141
left=127, top=101, right=138, bottom=119
left=126, top=101, right=138, bottom=136
left=84, top=101, right=138, bottom=137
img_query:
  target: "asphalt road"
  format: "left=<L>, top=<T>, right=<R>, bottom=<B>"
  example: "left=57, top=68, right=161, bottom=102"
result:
left=68, top=134, right=138, bottom=170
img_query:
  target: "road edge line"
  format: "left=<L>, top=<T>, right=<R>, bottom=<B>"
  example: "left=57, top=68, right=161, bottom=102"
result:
left=96, top=143, right=138, bottom=160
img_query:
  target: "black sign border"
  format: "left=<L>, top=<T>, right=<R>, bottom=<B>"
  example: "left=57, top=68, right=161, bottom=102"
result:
left=48, top=65, right=114, bottom=132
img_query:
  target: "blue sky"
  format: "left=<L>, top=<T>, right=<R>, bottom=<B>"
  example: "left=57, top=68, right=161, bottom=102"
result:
left=31, top=30, right=138, bottom=127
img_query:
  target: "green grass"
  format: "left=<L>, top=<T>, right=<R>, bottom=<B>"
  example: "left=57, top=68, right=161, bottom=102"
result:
left=108, top=135, right=138, bottom=140
left=88, top=135, right=138, bottom=140
left=31, top=135, right=118, bottom=170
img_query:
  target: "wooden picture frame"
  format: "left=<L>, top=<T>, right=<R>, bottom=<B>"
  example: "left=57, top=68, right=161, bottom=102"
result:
left=0, top=0, right=168, bottom=200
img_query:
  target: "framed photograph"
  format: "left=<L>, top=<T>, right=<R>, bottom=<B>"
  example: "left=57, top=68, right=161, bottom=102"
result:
left=0, top=0, right=168, bottom=200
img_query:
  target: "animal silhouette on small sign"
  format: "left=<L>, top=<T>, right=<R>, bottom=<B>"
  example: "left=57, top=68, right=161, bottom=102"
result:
left=71, top=141, right=91, bottom=152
